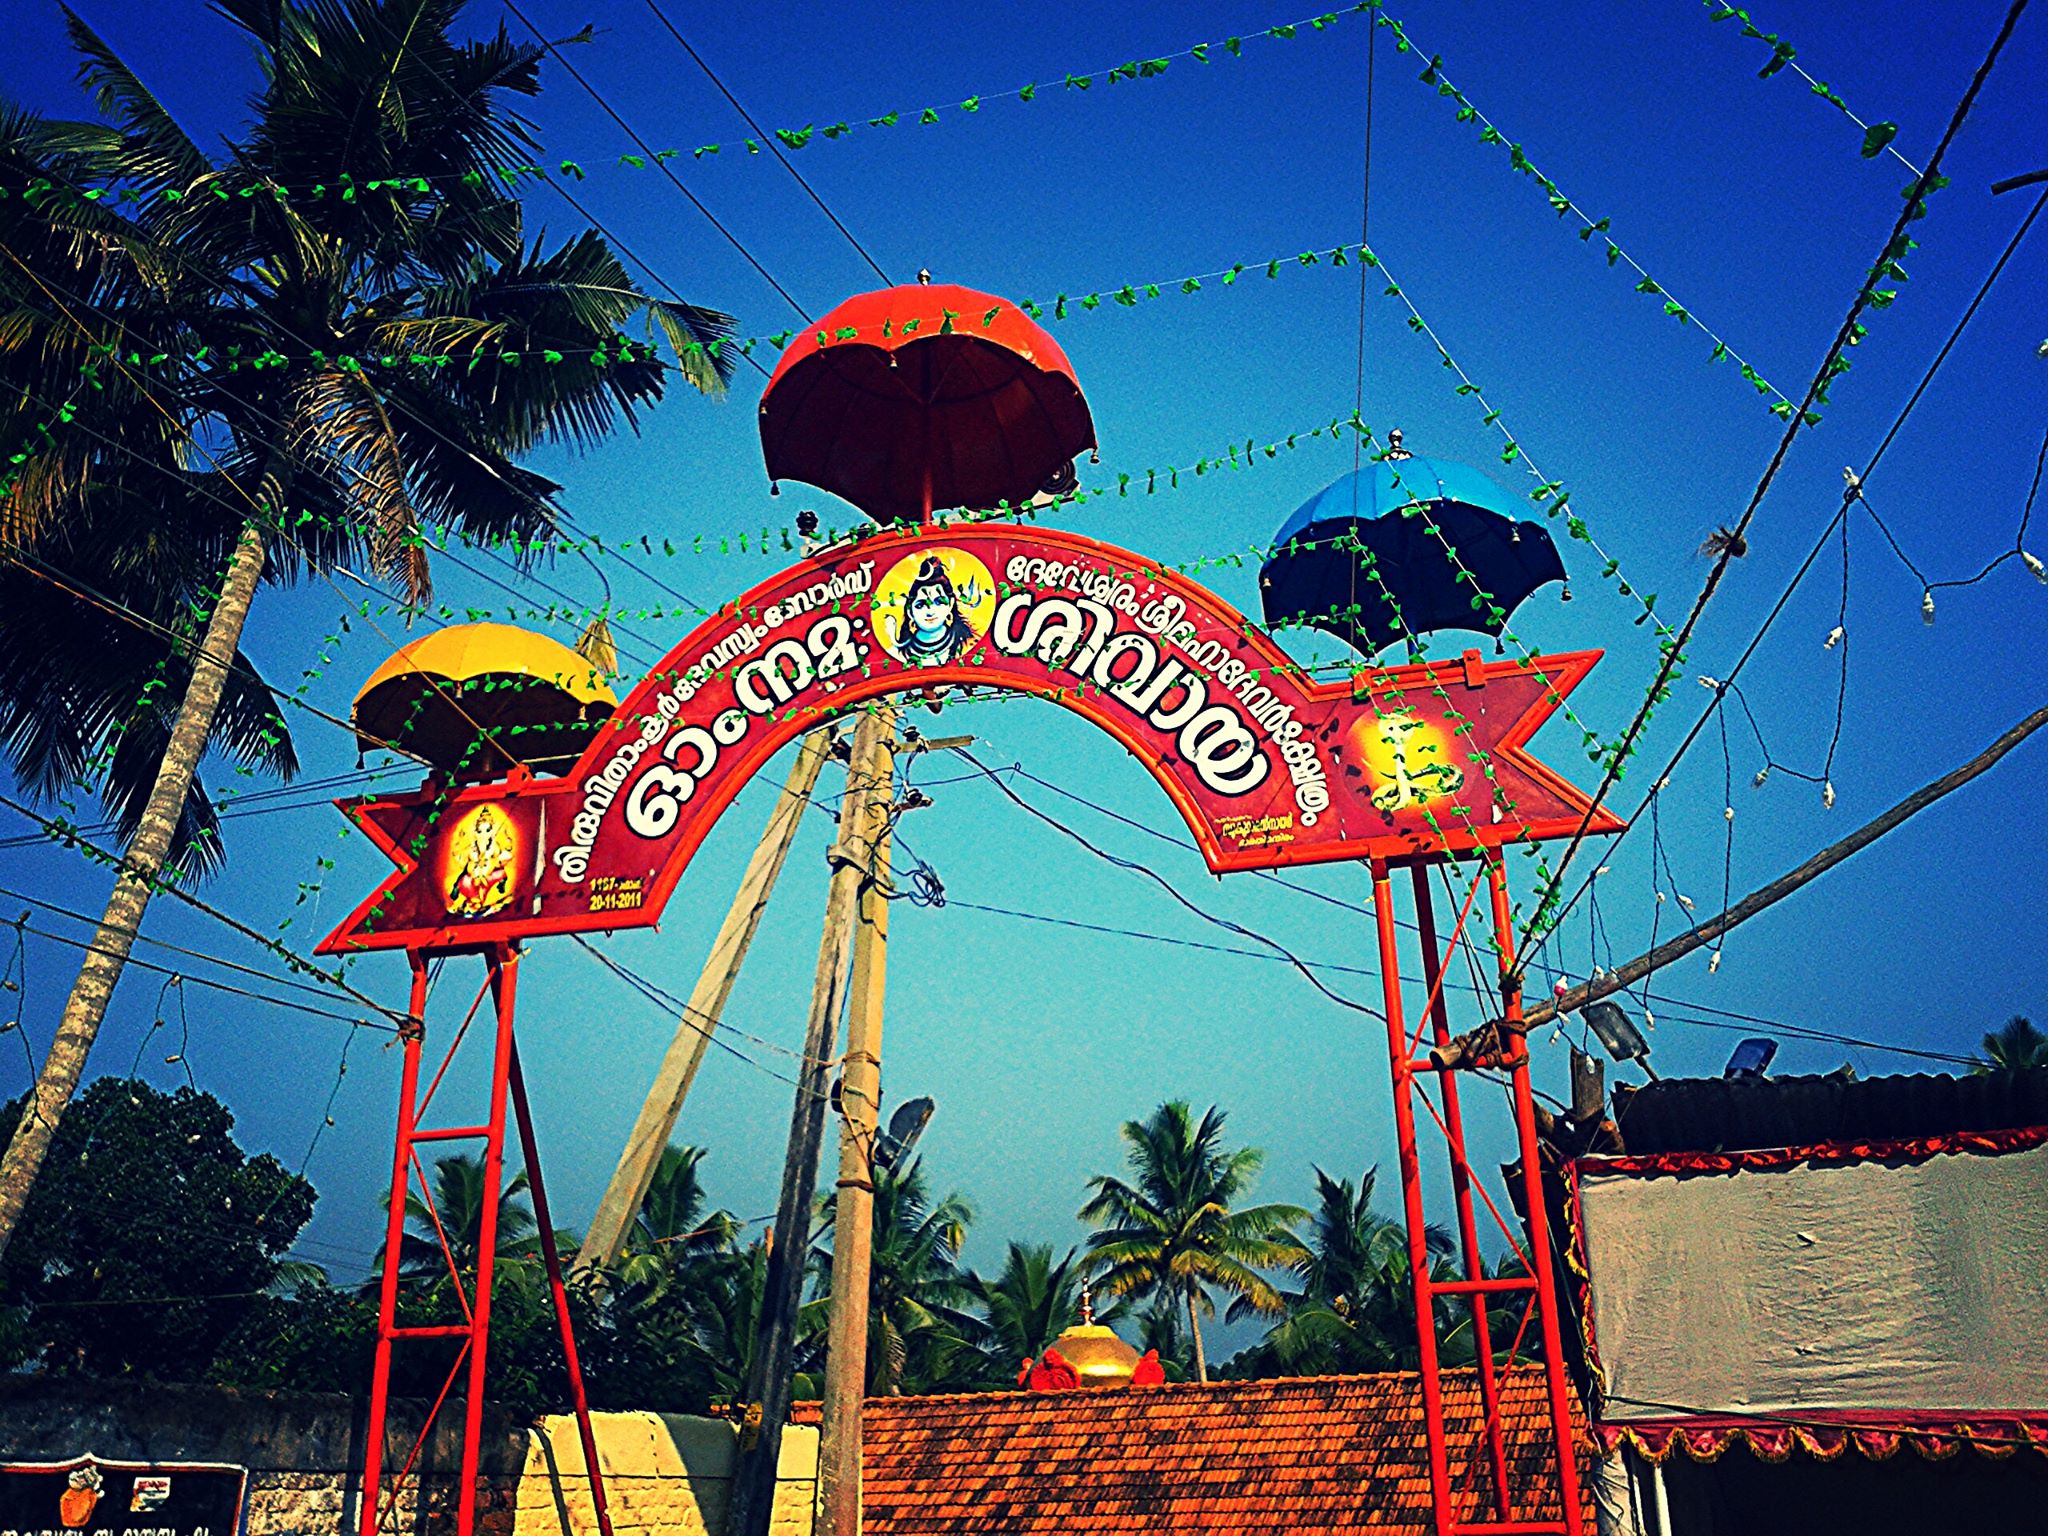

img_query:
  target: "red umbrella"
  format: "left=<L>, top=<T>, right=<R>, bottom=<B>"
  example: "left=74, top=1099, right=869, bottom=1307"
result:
left=759, top=279, right=1096, bottom=526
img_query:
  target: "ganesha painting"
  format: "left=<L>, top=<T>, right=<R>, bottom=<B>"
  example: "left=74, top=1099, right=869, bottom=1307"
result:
left=443, top=804, right=519, bottom=919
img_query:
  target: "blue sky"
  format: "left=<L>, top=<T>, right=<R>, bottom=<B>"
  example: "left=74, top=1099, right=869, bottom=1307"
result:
left=4, top=0, right=2044, bottom=1337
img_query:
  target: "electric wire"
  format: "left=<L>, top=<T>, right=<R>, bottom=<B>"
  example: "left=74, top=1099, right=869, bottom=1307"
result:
left=1526, top=0, right=2034, bottom=934
left=497, top=0, right=813, bottom=322
left=572, top=935, right=816, bottom=1096
left=1524, top=176, right=2048, bottom=974
left=0, top=765, right=406, bottom=853
left=0, top=882, right=396, bottom=1017
left=639, top=1, right=892, bottom=287
left=936, top=733, right=1981, bottom=1071
left=0, top=791, right=411, bottom=1027
left=0, top=917, right=386, bottom=1031
left=948, top=749, right=1384, bottom=1019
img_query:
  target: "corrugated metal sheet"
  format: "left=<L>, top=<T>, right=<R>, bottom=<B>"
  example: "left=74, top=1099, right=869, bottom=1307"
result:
left=1610, top=1068, right=2048, bottom=1154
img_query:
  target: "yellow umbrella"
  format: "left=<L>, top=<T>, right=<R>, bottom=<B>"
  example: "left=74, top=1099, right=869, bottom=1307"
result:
left=352, top=623, right=617, bottom=775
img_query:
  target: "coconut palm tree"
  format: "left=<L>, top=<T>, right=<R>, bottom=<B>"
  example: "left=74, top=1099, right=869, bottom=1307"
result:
left=812, top=1159, right=982, bottom=1395
left=1238, top=1167, right=1456, bottom=1376
left=371, top=1151, right=541, bottom=1297
left=970, top=1242, right=1088, bottom=1368
left=610, top=1143, right=739, bottom=1297
left=0, top=0, right=732, bottom=1262
left=686, top=1237, right=774, bottom=1404
left=1975, top=1016, right=2047, bottom=1074
left=1079, top=1101, right=1308, bottom=1383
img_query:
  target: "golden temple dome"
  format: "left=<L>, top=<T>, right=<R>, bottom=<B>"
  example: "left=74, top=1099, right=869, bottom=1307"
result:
left=1049, top=1322, right=1143, bottom=1388
left=1046, top=1285, right=1147, bottom=1388
left=352, top=623, right=617, bottom=776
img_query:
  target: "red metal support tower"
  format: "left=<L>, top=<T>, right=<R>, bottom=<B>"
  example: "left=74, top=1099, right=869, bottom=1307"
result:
left=356, top=944, right=614, bottom=1536
left=1372, top=856, right=1585, bottom=1536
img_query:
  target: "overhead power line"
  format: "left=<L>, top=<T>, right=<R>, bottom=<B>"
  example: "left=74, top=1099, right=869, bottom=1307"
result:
left=497, top=0, right=814, bottom=321
left=933, top=732, right=1983, bottom=1071
left=639, top=0, right=892, bottom=287
left=1527, top=0, right=2033, bottom=933
left=0, top=792, right=409, bottom=1028
left=1526, top=180, right=2048, bottom=966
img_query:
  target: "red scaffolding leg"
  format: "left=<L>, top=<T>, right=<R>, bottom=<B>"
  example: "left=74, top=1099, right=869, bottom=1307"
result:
left=1371, top=857, right=1584, bottom=1536
left=357, top=946, right=614, bottom=1536
left=508, top=1038, right=615, bottom=1536
left=1411, top=866, right=1512, bottom=1522
left=1487, top=860, right=1586, bottom=1535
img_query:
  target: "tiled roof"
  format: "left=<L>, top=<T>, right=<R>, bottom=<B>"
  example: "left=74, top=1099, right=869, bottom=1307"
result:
left=799, top=1367, right=1594, bottom=1534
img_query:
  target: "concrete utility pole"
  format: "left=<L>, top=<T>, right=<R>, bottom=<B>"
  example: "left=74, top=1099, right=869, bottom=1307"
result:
left=575, top=730, right=834, bottom=1276
left=818, top=711, right=897, bottom=1536
left=728, top=709, right=896, bottom=1536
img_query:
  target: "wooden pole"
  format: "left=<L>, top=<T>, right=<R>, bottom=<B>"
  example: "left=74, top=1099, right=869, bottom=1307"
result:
left=820, top=707, right=896, bottom=1536
left=1523, top=700, right=2048, bottom=1031
left=728, top=709, right=894, bottom=1536
left=575, top=730, right=835, bottom=1276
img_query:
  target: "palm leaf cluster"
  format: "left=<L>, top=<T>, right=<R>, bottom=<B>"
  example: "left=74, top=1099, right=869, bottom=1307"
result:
left=1080, top=1100, right=1309, bottom=1382
left=0, top=0, right=733, bottom=1272
left=232, top=1105, right=1521, bottom=1411
left=1, top=0, right=732, bottom=869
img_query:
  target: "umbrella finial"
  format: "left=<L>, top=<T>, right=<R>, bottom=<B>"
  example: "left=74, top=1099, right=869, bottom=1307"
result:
left=1386, top=427, right=1411, bottom=461
left=917, top=267, right=932, bottom=285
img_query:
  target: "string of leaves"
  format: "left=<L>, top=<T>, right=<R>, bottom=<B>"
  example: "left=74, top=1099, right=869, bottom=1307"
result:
left=0, top=3, right=1378, bottom=210
left=1700, top=3, right=1920, bottom=174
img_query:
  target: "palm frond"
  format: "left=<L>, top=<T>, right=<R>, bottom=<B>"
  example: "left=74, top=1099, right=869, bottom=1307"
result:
left=60, top=7, right=212, bottom=192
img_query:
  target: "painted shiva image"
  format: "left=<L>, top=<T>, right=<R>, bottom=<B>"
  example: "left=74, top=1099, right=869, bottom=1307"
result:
left=876, top=549, right=995, bottom=668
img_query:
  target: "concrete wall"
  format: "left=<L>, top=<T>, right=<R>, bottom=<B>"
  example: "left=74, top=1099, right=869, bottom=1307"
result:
left=0, top=1382, right=817, bottom=1536
left=516, top=1414, right=818, bottom=1536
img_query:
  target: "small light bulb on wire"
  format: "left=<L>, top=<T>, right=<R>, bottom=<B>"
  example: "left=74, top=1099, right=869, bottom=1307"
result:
left=2024, top=550, right=2047, bottom=585
left=1677, top=894, right=1695, bottom=911
left=1922, top=589, right=1936, bottom=625
left=1824, top=625, right=1844, bottom=650
left=1724, top=806, right=1735, bottom=822
left=1644, top=1010, right=1657, bottom=1030
left=1823, top=780, right=1836, bottom=809
left=1698, top=675, right=1721, bottom=690
left=1708, top=949, right=1723, bottom=975
left=1753, top=767, right=1770, bottom=789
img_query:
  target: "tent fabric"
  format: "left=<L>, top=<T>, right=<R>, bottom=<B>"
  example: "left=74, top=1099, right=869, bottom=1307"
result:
left=1608, top=1069, right=2048, bottom=1155
left=1591, top=1416, right=2048, bottom=1465
left=1571, top=1134, right=2048, bottom=1425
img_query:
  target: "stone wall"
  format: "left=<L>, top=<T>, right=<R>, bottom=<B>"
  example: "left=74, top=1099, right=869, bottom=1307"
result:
left=0, top=1382, right=817, bottom=1536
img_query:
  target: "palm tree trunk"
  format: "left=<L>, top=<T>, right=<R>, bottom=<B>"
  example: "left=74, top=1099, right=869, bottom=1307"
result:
left=0, top=514, right=272, bottom=1262
left=1186, top=1285, right=1209, bottom=1384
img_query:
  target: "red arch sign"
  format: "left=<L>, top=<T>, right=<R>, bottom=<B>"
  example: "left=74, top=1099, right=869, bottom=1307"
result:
left=318, top=525, right=1616, bottom=955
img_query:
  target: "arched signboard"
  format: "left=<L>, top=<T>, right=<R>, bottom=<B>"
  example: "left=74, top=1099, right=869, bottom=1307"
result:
left=318, top=525, right=1617, bottom=956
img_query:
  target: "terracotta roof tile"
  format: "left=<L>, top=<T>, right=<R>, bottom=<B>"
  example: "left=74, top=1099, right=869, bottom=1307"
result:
left=818, top=1368, right=1596, bottom=1534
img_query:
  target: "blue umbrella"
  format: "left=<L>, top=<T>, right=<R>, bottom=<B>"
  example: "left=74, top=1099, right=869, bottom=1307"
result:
left=1259, top=454, right=1567, bottom=657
